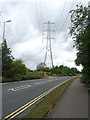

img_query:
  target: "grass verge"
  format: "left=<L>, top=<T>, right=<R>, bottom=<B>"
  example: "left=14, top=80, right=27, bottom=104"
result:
left=22, top=77, right=78, bottom=119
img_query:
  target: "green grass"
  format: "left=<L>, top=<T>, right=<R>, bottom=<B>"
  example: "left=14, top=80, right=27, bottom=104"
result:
left=22, top=77, right=78, bottom=119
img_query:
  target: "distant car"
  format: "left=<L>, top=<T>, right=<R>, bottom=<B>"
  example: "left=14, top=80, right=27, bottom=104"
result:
left=69, top=74, right=73, bottom=76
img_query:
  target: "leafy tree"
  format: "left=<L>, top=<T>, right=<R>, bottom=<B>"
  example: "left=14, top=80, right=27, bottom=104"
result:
left=69, top=4, right=90, bottom=86
left=70, top=67, right=79, bottom=75
left=50, top=65, right=79, bottom=76
left=51, top=66, right=62, bottom=75
left=10, top=59, right=28, bottom=78
left=2, top=39, right=14, bottom=77
left=0, top=45, right=2, bottom=76
left=36, top=62, right=46, bottom=71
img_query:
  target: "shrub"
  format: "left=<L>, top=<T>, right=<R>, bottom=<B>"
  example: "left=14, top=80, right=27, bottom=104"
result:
left=22, top=72, right=43, bottom=80
left=88, top=88, right=90, bottom=93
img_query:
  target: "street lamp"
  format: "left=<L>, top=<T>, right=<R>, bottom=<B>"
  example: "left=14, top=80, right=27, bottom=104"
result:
left=88, top=1, right=90, bottom=25
left=3, top=20, right=11, bottom=40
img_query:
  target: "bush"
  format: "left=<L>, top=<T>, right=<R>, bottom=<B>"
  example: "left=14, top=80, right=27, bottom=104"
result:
left=22, top=72, right=43, bottom=80
left=0, top=76, right=2, bottom=83
left=2, top=78, right=13, bottom=82
left=88, top=88, right=90, bottom=93
left=2, top=72, right=44, bottom=83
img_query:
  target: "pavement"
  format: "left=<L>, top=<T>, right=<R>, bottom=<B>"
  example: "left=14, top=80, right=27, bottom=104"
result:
left=48, top=78, right=88, bottom=118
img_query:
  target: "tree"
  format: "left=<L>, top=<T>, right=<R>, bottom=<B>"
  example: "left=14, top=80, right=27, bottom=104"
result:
left=51, top=66, right=62, bottom=75
left=69, top=3, right=90, bottom=86
left=0, top=45, right=2, bottom=76
left=36, top=62, right=46, bottom=71
left=10, top=59, right=28, bottom=78
left=2, top=39, right=14, bottom=77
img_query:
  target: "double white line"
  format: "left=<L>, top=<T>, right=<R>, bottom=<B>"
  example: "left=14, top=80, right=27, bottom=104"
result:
left=8, top=85, right=32, bottom=91
left=2, top=78, right=72, bottom=120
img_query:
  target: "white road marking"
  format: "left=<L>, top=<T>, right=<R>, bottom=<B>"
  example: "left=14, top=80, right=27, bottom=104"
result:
left=8, top=84, right=32, bottom=91
left=8, top=78, right=65, bottom=92
left=34, top=80, right=54, bottom=85
left=34, top=81, right=46, bottom=85
left=8, top=80, right=53, bottom=92
left=49, top=80, right=53, bottom=81
left=34, top=83, right=39, bottom=85
left=2, top=83, right=9, bottom=85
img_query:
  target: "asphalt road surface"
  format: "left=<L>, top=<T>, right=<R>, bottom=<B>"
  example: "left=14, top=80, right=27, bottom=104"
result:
left=2, top=76, right=74, bottom=119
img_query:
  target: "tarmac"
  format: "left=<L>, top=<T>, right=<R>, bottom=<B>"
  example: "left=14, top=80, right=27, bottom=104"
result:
left=48, top=78, right=88, bottom=118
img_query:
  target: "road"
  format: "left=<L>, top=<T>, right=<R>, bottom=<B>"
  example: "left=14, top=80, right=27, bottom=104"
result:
left=2, top=76, right=74, bottom=119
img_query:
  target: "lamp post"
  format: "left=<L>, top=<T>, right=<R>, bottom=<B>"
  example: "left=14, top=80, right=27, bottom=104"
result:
left=88, top=1, right=90, bottom=25
left=3, top=20, right=11, bottom=40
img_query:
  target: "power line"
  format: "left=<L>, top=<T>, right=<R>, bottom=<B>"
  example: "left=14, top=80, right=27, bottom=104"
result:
left=36, top=0, right=44, bottom=34
left=55, top=1, right=66, bottom=32
left=38, top=1, right=43, bottom=29
left=35, top=1, right=41, bottom=33
left=55, top=1, right=63, bottom=24
left=57, top=0, right=77, bottom=33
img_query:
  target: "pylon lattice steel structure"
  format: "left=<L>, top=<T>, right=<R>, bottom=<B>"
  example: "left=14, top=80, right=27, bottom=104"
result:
left=43, top=21, right=55, bottom=68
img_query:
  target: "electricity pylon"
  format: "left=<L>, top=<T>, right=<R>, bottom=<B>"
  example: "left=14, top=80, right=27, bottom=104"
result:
left=43, top=21, right=55, bottom=68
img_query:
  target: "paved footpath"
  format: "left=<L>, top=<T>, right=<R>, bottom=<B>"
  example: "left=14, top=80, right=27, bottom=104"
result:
left=48, top=78, right=88, bottom=118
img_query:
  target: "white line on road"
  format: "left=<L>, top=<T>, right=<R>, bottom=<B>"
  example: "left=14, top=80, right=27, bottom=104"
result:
left=7, top=78, right=64, bottom=92
left=8, top=84, right=32, bottom=91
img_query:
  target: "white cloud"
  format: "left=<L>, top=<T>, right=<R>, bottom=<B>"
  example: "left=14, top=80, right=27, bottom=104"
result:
left=0, top=0, right=88, bottom=71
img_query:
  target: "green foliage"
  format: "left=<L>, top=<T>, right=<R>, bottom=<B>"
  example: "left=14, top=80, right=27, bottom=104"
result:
left=2, top=39, right=14, bottom=77
left=22, top=72, right=43, bottom=80
left=36, top=64, right=79, bottom=76
left=10, top=59, right=28, bottom=77
left=69, top=3, right=90, bottom=87
left=36, top=62, right=46, bottom=71
left=69, top=4, right=88, bottom=37
left=1, top=41, right=45, bottom=82
left=50, top=66, right=62, bottom=75
left=2, top=72, right=43, bottom=82
left=50, top=65, right=79, bottom=76
left=0, top=75, right=1, bottom=81
left=0, top=45, right=2, bottom=77
left=1, top=39, right=79, bottom=83
left=88, top=88, right=90, bottom=93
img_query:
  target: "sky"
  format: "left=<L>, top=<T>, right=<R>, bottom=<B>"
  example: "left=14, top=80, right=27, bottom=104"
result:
left=0, top=0, right=89, bottom=71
